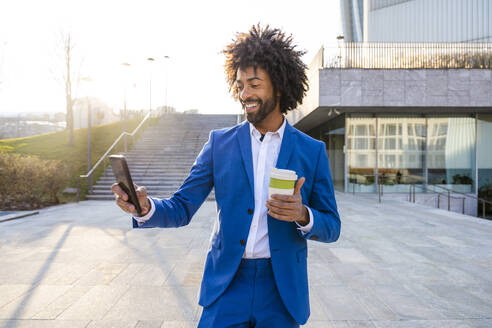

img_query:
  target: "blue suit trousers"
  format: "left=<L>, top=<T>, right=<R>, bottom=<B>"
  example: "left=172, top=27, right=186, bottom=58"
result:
left=198, top=258, right=299, bottom=328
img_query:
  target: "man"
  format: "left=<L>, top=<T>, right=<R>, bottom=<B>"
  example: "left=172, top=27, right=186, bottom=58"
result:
left=112, top=24, right=341, bottom=327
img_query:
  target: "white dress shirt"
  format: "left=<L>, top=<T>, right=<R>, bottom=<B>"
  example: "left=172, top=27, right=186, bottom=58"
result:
left=244, top=117, right=313, bottom=258
left=134, top=117, right=314, bottom=258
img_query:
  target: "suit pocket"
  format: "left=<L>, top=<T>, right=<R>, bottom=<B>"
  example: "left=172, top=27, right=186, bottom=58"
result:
left=296, top=247, right=308, bottom=263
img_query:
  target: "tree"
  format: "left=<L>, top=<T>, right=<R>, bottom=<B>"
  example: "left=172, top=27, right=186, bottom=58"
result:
left=63, top=33, right=75, bottom=146
left=53, top=32, right=83, bottom=147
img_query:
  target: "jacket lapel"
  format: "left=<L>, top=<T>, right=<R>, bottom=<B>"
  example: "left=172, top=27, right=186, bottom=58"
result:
left=236, top=121, right=254, bottom=195
left=275, top=119, right=296, bottom=170
left=268, top=119, right=297, bottom=251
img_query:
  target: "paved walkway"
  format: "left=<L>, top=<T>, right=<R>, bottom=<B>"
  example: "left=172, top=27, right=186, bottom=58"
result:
left=0, top=193, right=491, bottom=328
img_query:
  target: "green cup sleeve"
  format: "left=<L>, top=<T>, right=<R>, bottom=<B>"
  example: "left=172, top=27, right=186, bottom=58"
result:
left=269, top=178, right=296, bottom=189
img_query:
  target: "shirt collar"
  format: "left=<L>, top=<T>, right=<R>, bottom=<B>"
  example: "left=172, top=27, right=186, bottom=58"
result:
left=249, top=116, right=287, bottom=141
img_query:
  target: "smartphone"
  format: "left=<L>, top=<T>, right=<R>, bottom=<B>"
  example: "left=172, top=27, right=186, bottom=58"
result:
left=109, top=155, right=143, bottom=216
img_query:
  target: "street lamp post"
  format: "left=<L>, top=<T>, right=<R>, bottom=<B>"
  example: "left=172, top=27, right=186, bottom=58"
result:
left=80, top=76, right=94, bottom=191
left=163, top=55, right=170, bottom=112
left=147, top=57, right=155, bottom=115
left=87, top=97, right=92, bottom=190
left=146, top=55, right=169, bottom=116
left=122, top=62, right=131, bottom=152
left=336, top=35, right=344, bottom=68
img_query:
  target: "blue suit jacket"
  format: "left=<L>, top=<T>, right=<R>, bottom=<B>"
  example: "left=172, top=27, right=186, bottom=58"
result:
left=133, top=119, right=341, bottom=324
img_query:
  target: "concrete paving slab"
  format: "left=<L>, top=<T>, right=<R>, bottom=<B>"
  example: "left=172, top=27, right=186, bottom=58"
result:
left=160, top=322, right=197, bottom=328
left=307, top=262, right=341, bottom=286
left=165, top=260, right=206, bottom=287
left=347, top=284, right=399, bottom=321
left=300, top=321, right=335, bottom=328
left=423, top=284, right=492, bottom=318
left=57, top=285, right=130, bottom=320
left=366, top=283, right=446, bottom=320
left=135, top=320, right=164, bottom=328
left=74, top=263, right=128, bottom=286
left=0, top=320, right=89, bottom=328
left=330, top=248, right=372, bottom=263
left=0, top=211, right=39, bottom=223
left=467, top=319, right=492, bottom=328
left=0, top=195, right=490, bottom=327
left=336, top=321, right=378, bottom=328
left=103, top=286, right=198, bottom=322
left=375, top=320, right=478, bottom=328
left=315, top=285, right=373, bottom=321
left=31, top=285, right=92, bottom=319
left=85, top=320, right=137, bottom=328
left=0, top=285, right=34, bottom=309
left=0, top=285, right=72, bottom=319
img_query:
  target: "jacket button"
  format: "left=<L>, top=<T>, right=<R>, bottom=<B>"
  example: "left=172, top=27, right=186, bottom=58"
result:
left=310, top=235, right=319, bottom=241
left=247, top=208, right=253, bottom=215
left=240, top=239, right=246, bottom=246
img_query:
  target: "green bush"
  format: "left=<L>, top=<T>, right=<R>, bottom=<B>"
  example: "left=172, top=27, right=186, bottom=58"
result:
left=0, top=153, right=70, bottom=210
left=0, top=116, right=156, bottom=206
left=0, top=115, right=160, bottom=210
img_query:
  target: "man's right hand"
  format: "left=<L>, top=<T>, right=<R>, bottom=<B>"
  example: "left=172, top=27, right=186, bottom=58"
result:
left=111, top=183, right=151, bottom=217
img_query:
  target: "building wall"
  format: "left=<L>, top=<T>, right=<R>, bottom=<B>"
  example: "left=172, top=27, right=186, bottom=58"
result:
left=318, top=68, right=492, bottom=109
left=286, top=47, right=323, bottom=125
left=340, top=0, right=365, bottom=42
left=341, top=0, right=492, bottom=42
left=366, top=0, right=492, bottom=42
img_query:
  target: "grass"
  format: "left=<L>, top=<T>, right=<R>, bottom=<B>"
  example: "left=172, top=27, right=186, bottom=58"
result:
left=0, top=115, right=159, bottom=203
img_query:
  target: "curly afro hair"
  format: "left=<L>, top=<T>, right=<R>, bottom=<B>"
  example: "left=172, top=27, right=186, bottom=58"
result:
left=223, top=24, right=308, bottom=114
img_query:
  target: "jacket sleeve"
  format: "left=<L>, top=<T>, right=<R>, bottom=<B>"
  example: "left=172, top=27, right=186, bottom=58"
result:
left=132, top=130, right=215, bottom=228
left=298, top=143, right=341, bottom=243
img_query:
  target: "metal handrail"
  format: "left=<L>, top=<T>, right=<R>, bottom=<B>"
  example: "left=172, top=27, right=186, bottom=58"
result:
left=404, top=174, right=492, bottom=218
left=79, top=112, right=153, bottom=187
left=408, top=183, right=467, bottom=214
left=350, top=171, right=491, bottom=203
left=399, top=173, right=492, bottom=205
left=349, top=172, right=491, bottom=217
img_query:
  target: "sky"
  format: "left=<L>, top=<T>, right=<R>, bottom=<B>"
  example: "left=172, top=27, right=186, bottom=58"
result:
left=0, top=0, right=341, bottom=116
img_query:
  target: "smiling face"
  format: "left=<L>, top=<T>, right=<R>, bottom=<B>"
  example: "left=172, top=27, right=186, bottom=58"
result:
left=236, top=66, right=281, bottom=126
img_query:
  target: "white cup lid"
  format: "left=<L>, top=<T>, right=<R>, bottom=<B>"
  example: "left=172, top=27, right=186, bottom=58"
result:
left=270, top=168, right=297, bottom=181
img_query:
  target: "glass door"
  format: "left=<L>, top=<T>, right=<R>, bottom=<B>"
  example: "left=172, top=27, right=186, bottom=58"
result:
left=377, top=117, right=426, bottom=192
left=347, top=117, right=376, bottom=192
left=427, top=117, right=475, bottom=193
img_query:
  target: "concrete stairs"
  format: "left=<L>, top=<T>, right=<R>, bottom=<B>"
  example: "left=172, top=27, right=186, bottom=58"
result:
left=86, top=113, right=238, bottom=200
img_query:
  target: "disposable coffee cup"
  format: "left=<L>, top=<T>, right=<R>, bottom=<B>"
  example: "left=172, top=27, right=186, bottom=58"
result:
left=269, top=168, right=298, bottom=199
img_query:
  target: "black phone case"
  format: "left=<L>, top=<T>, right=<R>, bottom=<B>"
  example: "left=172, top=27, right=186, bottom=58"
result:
left=109, top=155, right=143, bottom=216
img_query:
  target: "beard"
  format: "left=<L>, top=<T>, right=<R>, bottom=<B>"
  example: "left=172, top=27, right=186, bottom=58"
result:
left=243, top=96, right=277, bottom=125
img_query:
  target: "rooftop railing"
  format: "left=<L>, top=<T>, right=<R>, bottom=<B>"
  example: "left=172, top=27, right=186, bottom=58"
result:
left=324, top=42, right=492, bottom=69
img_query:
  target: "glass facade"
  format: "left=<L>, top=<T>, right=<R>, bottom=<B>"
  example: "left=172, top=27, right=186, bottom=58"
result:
left=310, top=113, right=491, bottom=216
left=477, top=114, right=492, bottom=218
left=343, top=115, right=477, bottom=193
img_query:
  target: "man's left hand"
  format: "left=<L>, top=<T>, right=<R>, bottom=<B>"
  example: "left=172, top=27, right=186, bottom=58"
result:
left=266, top=177, right=309, bottom=226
